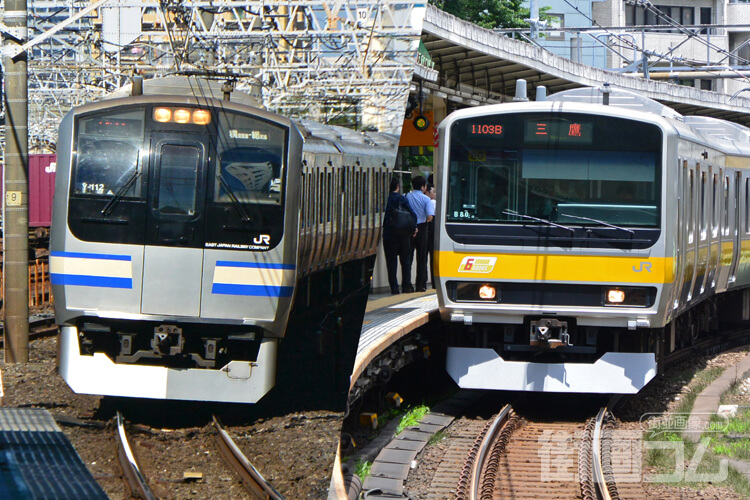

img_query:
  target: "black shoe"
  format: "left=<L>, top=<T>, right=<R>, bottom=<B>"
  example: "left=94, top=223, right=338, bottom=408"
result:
left=402, top=285, right=414, bottom=293
left=416, top=287, right=426, bottom=293
left=391, top=288, right=400, bottom=295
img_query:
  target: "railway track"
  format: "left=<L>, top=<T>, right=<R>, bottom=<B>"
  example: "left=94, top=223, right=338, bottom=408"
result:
left=116, top=411, right=157, bottom=500
left=113, top=413, right=283, bottom=500
left=449, top=406, right=648, bottom=500
left=212, top=416, right=284, bottom=500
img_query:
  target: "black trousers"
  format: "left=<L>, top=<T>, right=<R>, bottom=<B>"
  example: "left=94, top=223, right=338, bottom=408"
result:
left=427, top=219, right=435, bottom=288
left=413, top=222, right=429, bottom=291
left=383, top=233, right=413, bottom=291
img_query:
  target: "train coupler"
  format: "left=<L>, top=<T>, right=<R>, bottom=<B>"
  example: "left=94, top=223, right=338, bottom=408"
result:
left=151, top=325, right=184, bottom=356
left=530, top=318, right=573, bottom=349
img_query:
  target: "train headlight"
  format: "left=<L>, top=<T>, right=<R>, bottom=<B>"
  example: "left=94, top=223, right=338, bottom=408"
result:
left=478, top=284, right=496, bottom=300
left=174, top=109, right=192, bottom=124
left=603, top=287, right=652, bottom=307
left=606, top=289, right=626, bottom=304
left=452, top=282, right=500, bottom=302
left=192, top=109, right=211, bottom=125
left=153, top=107, right=172, bottom=122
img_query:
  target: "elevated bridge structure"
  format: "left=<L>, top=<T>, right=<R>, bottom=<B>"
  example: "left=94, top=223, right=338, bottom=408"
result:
left=417, top=5, right=750, bottom=125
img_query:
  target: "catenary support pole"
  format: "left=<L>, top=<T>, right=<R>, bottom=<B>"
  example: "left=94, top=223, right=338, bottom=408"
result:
left=3, top=0, right=30, bottom=363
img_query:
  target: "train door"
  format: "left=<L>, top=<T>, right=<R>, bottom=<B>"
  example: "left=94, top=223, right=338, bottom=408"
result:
left=730, top=173, right=742, bottom=282
left=672, top=159, right=686, bottom=312
left=141, top=133, right=209, bottom=316
left=682, top=165, right=697, bottom=304
left=711, top=171, right=722, bottom=289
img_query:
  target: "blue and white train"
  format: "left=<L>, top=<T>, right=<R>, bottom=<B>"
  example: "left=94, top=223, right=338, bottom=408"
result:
left=52, top=79, right=394, bottom=403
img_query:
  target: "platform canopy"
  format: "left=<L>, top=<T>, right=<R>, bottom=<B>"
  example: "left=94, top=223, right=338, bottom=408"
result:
left=419, top=6, right=750, bottom=125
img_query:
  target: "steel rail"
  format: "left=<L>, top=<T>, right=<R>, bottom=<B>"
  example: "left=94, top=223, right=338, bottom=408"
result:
left=212, top=415, right=284, bottom=500
left=116, top=412, right=157, bottom=500
left=469, top=404, right=512, bottom=500
left=592, top=407, right=612, bottom=500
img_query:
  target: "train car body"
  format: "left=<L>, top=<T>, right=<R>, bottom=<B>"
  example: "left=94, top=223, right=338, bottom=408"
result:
left=435, top=87, right=750, bottom=394
left=52, top=89, right=393, bottom=403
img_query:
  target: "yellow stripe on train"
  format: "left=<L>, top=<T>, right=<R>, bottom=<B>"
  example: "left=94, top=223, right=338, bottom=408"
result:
left=437, top=251, right=675, bottom=284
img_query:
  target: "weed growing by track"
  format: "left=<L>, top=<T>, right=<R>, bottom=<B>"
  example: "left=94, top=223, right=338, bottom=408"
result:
left=396, top=405, right=430, bottom=435
left=355, top=460, right=372, bottom=480
left=643, top=363, right=750, bottom=496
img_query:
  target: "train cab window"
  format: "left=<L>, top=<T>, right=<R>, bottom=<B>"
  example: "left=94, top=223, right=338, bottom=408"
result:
left=214, top=113, right=287, bottom=206
left=156, top=144, right=201, bottom=215
left=446, top=112, right=662, bottom=243
left=73, top=109, right=145, bottom=198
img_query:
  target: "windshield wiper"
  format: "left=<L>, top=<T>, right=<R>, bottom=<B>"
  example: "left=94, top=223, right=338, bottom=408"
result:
left=101, top=170, right=140, bottom=217
left=503, top=209, right=574, bottom=233
left=218, top=174, right=252, bottom=223
left=559, top=213, right=635, bottom=235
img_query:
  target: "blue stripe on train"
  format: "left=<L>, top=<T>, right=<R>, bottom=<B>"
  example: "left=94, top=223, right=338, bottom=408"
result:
left=214, top=261, right=295, bottom=270
left=50, top=274, right=133, bottom=289
left=50, top=251, right=132, bottom=261
left=211, top=283, right=294, bottom=297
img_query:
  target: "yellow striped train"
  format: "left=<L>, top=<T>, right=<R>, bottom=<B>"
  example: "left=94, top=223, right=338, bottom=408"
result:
left=435, top=86, right=750, bottom=394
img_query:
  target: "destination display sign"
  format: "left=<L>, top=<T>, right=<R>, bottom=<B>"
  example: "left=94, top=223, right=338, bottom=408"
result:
left=524, top=118, right=593, bottom=144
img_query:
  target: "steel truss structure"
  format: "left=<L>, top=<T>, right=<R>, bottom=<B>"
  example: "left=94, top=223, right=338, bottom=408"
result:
left=20, top=0, right=425, bottom=150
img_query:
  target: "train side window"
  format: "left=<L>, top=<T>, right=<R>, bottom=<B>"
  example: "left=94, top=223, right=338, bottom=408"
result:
left=327, top=171, right=333, bottom=222
left=688, top=170, right=694, bottom=243
left=700, top=170, right=707, bottom=241
left=373, top=172, right=383, bottom=214
left=724, top=176, right=730, bottom=236
left=302, top=172, right=307, bottom=229
left=355, top=171, right=361, bottom=216
left=362, top=171, right=368, bottom=216
left=712, top=173, right=719, bottom=237
left=319, top=171, right=325, bottom=224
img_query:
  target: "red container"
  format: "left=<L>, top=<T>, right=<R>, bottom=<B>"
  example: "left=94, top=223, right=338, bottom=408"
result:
left=0, top=154, right=57, bottom=228
left=28, top=154, right=57, bottom=228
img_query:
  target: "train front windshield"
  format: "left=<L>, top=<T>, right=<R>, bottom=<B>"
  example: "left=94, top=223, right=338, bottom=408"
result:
left=70, top=104, right=288, bottom=248
left=446, top=112, right=662, bottom=232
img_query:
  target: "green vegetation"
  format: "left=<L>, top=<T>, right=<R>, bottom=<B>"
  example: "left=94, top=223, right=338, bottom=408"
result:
left=643, top=363, right=750, bottom=496
left=429, top=429, right=447, bottom=446
left=396, top=404, right=430, bottom=435
left=354, top=460, right=372, bottom=480
left=428, top=0, right=551, bottom=31
left=710, top=408, right=750, bottom=461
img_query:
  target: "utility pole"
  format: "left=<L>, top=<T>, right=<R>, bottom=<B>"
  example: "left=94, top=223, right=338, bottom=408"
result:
left=2, top=0, right=29, bottom=363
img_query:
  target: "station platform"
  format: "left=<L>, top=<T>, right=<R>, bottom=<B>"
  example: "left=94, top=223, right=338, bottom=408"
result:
left=0, top=407, right=107, bottom=499
left=353, top=290, right=439, bottom=386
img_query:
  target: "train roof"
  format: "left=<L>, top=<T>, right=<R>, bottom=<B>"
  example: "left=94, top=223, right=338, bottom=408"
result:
left=549, top=87, right=683, bottom=122
left=551, top=86, right=750, bottom=154
left=296, top=119, right=397, bottom=156
left=83, top=77, right=397, bottom=156
left=105, top=76, right=262, bottom=109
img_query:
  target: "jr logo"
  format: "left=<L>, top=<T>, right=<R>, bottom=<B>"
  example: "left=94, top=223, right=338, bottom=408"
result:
left=633, top=262, right=652, bottom=273
left=253, top=234, right=271, bottom=245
